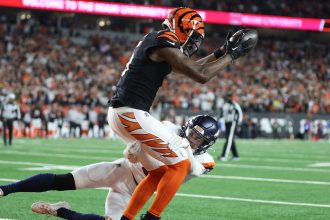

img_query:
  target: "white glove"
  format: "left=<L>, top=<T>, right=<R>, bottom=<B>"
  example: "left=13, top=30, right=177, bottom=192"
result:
left=123, top=141, right=141, bottom=163
left=168, top=134, right=190, bottom=151
left=186, top=146, right=205, bottom=177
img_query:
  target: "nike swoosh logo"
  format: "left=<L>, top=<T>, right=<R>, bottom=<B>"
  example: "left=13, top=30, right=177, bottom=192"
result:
left=232, top=45, right=240, bottom=50
left=166, top=40, right=175, bottom=46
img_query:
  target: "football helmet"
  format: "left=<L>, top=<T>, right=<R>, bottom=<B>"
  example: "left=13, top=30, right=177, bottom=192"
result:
left=182, top=115, right=219, bottom=155
left=162, top=7, right=204, bottom=57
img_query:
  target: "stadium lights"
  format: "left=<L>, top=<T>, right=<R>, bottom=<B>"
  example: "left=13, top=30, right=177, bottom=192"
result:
left=97, top=18, right=111, bottom=30
left=19, top=11, right=31, bottom=20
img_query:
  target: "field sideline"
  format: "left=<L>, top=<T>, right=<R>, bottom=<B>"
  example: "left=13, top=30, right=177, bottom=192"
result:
left=0, top=138, right=329, bottom=220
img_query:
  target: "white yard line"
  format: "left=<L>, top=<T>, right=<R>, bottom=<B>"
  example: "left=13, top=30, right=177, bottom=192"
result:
left=1, top=177, right=329, bottom=209
left=242, top=153, right=330, bottom=161
left=202, top=175, right=330, bottom=185
left=12, top=145, right=122, bottom=154
left=1, top=160, right=330, bottom=186
left=241, top=157, right=321, bottom=164
left=220, top=163, right=330, bottom=173
left=309, top=162, right=330, bottom=168
left=0, top=151, right=116, bottom=161
left=176, top=193, right=330, bottom=208
left=0, top=178, right=19, bottom=182
left=15, top=139, right=123, bottom=150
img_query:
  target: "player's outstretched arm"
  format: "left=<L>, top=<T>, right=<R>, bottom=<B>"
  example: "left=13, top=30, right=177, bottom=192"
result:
left=156, top=47, right=232, bottom=84
left=155, top=29, right=258, bottom=83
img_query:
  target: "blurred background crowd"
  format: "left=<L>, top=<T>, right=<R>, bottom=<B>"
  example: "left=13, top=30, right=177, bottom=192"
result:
left=0, top=1, right=329, bottom=140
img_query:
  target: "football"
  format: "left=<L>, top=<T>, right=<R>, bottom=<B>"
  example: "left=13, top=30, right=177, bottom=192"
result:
left=229, top=28, right=258, bottom=50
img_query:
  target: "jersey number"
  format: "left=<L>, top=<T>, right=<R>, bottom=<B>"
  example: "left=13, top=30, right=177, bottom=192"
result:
left=121, top=40, right=142, bottom=77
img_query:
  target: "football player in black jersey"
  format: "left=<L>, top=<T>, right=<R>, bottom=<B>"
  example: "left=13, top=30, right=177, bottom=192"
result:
left=107, top=7, right=256, bottom=220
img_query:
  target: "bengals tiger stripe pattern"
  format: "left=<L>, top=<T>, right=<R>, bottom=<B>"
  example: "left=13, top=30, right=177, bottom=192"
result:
left=118, top=112, right=178, bottom=158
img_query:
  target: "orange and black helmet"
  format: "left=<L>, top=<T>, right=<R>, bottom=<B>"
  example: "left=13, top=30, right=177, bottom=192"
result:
left=162, top=7, right=205, bottom=57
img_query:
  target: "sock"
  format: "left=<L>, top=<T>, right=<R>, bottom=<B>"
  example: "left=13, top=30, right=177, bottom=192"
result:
left=57, top=208, right=105, bottom=220
left=148, top=159, right=190, bottom=217
left=0, top=174, right=56, bottom=196
left=123, top=165, right=168, bottom=219
left=0, top=173, right=75, bottom=196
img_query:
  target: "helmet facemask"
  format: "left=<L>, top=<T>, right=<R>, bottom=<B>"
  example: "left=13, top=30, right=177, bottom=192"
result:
left=181, top=29, right=203, bottom=57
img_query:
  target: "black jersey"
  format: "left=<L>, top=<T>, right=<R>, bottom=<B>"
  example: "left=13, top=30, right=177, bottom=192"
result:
left=110, top=30, right=180, bottom=112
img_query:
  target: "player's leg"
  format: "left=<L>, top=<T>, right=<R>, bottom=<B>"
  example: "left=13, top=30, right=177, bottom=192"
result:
left=224, top=121, right=237, bottom=159
left=0, top=173, right=75, bottom=197
left=105, top=190, right=131, bottom=220
left=148, top=159, right=190, bottom=216
left=33, top=161, right=134, bottom=219
left=220, top=122, right=233, bottom=160
left=72, top=160, right=128, bottom=190
left=231, top=138, right=239, bottom=159
left=0, top=158, right=128, bottom=197
left=31, top=201, right=106, bottom=220
left=8, top=120, right=13, bottom=145
left=3, top=120, right=7, bottom=146
left=108, top=107, right=190, bottom=219
left=122, top=165, right=168, bottom=219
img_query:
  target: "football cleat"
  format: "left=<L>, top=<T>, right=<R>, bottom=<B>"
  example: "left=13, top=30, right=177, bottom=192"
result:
left=140, top=212, right=161, bottom=220
left=31, top=201, right=71, bottom=216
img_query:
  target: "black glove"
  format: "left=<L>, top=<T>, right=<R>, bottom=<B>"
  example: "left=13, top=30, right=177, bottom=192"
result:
left=225, top=29, right=257, bottom=60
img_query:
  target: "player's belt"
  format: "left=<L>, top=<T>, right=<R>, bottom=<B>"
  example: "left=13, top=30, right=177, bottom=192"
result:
left=109, top=100, right=125, bottom=108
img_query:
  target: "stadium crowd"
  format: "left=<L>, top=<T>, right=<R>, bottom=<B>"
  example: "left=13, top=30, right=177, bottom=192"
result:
left=0, top=19, right=329, bottom=138
left=110, top=0, right=330, bottom=19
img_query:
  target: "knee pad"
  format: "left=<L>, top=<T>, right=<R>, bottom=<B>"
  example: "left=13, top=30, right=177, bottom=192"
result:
left=54, top=173, right=76, bottom=191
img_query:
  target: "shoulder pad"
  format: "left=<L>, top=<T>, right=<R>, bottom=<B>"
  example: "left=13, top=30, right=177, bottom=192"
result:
left=156, top=30, right=180, bottom=49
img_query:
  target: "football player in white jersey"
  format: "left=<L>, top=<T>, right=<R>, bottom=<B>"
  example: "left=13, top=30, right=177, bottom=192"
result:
left=0, top=115, right=219, bottom=220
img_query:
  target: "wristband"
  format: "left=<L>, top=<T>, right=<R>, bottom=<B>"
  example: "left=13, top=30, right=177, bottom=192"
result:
left=213, top=48, right=224, bottom=59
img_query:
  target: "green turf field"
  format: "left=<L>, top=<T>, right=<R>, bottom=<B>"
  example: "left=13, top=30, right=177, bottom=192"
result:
left=0, top=138, right=330, bottom=220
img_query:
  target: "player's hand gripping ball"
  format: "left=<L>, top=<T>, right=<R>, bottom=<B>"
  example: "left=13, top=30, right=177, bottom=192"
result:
left=226, top=29, right=258, bottom=60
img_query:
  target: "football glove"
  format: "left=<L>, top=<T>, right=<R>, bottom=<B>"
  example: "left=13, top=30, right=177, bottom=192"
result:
left=186, top=146, right=205, bottom=177
left=225, top=29, right=257, bottom=60
left=123, top=141, right=141, bottom=163
left=168, top=134, right=190, bottom=151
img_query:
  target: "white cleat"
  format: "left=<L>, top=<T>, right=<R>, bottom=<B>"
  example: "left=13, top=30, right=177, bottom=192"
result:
left=0, top=188, right=4, bottom=197
left=31, top=201, right=71, bottom=216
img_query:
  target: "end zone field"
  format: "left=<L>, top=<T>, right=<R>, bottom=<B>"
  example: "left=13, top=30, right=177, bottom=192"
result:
left=0, top=139, right=329, bottom=219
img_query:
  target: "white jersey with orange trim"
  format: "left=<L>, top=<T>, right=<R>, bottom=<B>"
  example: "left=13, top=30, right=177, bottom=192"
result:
left=129, top=120, right=216, bottom=179
left=161, top=120, right=216, bottom=174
